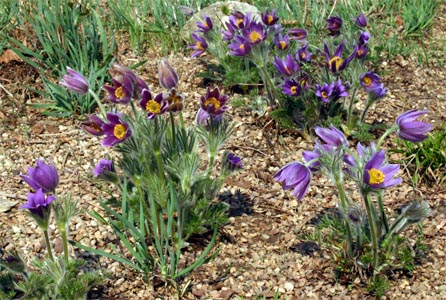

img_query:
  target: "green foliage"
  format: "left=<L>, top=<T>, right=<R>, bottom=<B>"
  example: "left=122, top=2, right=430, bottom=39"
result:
left=6, top=0, right=114, bottom=116
left=0, top=0, right=17, bottom=55
left=393, top=126, right=446, bottom=186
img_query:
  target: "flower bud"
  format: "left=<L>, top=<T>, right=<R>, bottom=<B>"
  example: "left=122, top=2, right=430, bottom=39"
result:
left=158, top=59, right=179, bottom=90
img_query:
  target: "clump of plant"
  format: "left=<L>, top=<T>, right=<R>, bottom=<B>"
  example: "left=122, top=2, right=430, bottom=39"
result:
left=0, top=159, right=103, bottom=299
left=62, top=60, right=242, bottom=293
left=6, top=0, right=114, bottom=116
left=274, top=109, right=433, bottom=296
left=189, top=8, right=388, bottom=135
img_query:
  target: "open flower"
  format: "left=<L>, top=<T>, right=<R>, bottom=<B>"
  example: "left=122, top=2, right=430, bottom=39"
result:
left=196, top=15, right=213, bottom=32
left=261, top=9, right=279, bottom=26
left=323, top=40, right=356, bottom=73
left=102, top=78, right=133, bottom=104
left=242, top=22, right=266, bottom=45
left=59, top=67, right=89, bottom=95
left=140, top=89, right=168, bottom=119
left=158, top=59, right=179, bottom=90
left=81, top=114, right=105, bottom=136
left=273, top=54, right=299, bottom=77
left=274, top=33, right=289, bottom=50
left=297, top=43, right=312, bottom=62
left=360, top=71, right=381, bottom=91
left=101, top=113, right=132, bottom=147
left=326, top=16, right=342, bottom=36
left=363, top=150, right=402, bottom=190
left=189, top=33, right=208, bottom=58
left=21, top=188, right=55, bottom=228
left=281, top=78, right=301, bottom=96
left=274, top=162, right=311, bottom=201
left=195, top=107, right=223, bottom=129
left=331, top=79, right=349, bottom=101
left=21, top=159, right=59, bottom=193
left=200, top=87, right=228, bottom=116
left=228, top=36, right=251, bottom=56
left=315, top=82, right=333, bottom=103
left=396, top=110, right=432, bottom=142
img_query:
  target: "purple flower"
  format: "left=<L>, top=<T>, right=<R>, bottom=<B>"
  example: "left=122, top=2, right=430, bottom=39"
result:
left=21, top=188, right=55, bottom=221
left=302, top=149, right=321, bottom=172
left=140, top=89, right=168, bottom=119
left=196, top=15, right=213, bottom=32
left=228, top=35, right=251, bottom=56
left=222, top=21, right=236, bottom=41
left=396, top=110, right=432, bottom=142
left=109, top=64, right=149, bottom=98
left=358, top=31, right=371, bottom=45
left=274, top=33, right=290, bottom=50
left=296, top=43, right=312, bottom=62
left=261, top=9, right=279, bottom=26
left=288, top=28, right=307, bottom=41
left=315, top=82, right=334, bottom=103
left=363, top=150, right=402, bottom=189
left=326, top=16, right=343, bottom=36
left=359, top=71, right=381, bottom=91
left=59, top=67, right=89, bottom=95
left=242, top=21, right=266, bottom=45
left=274, top=162, right=311, bottom=201
left=298, top=73, right=311, bottom=90
left=195, top=107, right=223, bottom=128
left=102, top=78, right=133, bottom=104
left=323, top=40, right=356, bottom=73
left=101, top=113, right=132, bottom=147
left=21, top=159, right=59, bottom=193
left=355, top=44, right=369, bottom=59
left=315, top=125, right=348, bottom=147
left=158, top=59, right=179, bottom=90
left=273, top=54, right=299, bottom=77
left=368, top=83, right=387, bottom=101
left=189, top=33, right=208, bottom=58
left=331, top=79, right=349, bottom=101
left=164, top=89, right=185, bottom=112
left=229, top=11, right=247, bottom=30
left=81, top=114, right=105, bottom=136
left=227, top=153, right=243, bottom=171
left=281, top=78, right=301, bottom=96
left=200, top=87, right=228, bottom=116
left=93, top=159, right=113, bottom=177
left=354, top=12, right=368, bottom=28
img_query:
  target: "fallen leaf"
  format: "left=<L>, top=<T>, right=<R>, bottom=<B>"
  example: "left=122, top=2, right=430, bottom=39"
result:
left=0, top=49, right=22, bottom=64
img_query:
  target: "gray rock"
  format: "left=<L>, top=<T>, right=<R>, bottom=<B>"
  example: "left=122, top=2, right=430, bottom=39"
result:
left=180, top=1, right=259, bottom=42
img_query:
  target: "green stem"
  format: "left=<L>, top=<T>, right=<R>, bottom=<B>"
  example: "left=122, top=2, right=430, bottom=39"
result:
left=334, top=177, right=353, bottom=258
left=364, top=192, right=379, bottom=273
left=88, top=88, right=107, bottom=119
left=154, top=150, right=165, bottom=182
left=376, top=125, right=398, bottom=149
left=347, top=87, right=358, bottom=129
left=169, top=112, right=176, bottom=150
left=60, top=225, right=70, bottom=264
left=43, top=229, right=55, bottom=262
left=256, top=61, right=278, bottom=108
left=377, top=191, right=389, bottom=234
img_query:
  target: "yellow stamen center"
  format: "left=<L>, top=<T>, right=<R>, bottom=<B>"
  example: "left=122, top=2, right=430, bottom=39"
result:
left=204, top=97, right=220, bottom=110
left=113, top=124, right=127, bottom=140
left=357, top=49, right=364, bottom=56
left=267, top=15, right=274, bottom=24
left=196, top=42, right=204, bottom=50
left=329, top=56, right=343, bottom=71
left=236, top=19, right=243, bottom=27
left=239, top=44, right=245, bottom=50
left=291, top=86, right=298, bottom=94
left=280, top=41, right=287, bottom=49
left=321, top=91, right=328, bottom=98
left=115, top=86, right=126, bottom=99
left=146, top=100, right=161, bottom=114
left=300, top=52, right=306, bottom=59
left=368, top=168, right=385, bottom=185
left=249, top=31, right=262, bottom=43
left=362, top=76, right=372, bottom=87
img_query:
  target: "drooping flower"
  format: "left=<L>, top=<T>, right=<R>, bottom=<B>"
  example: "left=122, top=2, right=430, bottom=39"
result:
left=296, top=43, right=312, bottom=62
left=21, top=159, right=59, bottom=193
left=363, top=150, right=402, bottom=189
left=158, top=59, right=179, bottom=90
left=102, top=78, right=133, bottom=104
left=242, top=21, right=266, bottom=45
left=323, top=40, right=356, bottom=73
left=59, top=67, right=89, bottom=95
left=196, top=15, right=213, bottom=32
left=354, top=11, right=368, bottom=28
left=261, top=9, right=279, bottom=26
left=140, top=89, right=168, bottom=119
left=93, top=159, right=113, bottom=177
left=358, top=31, right=371, bottom=45
left=21, top=188, right=55, bottom=222
left=108, top=64, right=149, bottom=99
left=396, top=110, right=432, bottom=142
left=274, top=162, right=311, bottom=201
left=368, top=83, right=387, bottom=101
left=227, top=152, right=243, bottom=171
left=326, top=16, right=343, bottom=36
left=101, top=113, right=132, bottom=147
left=315, top=125, right=348, bottom=148
left=274, top=33, right=290, bottom=50
left=288, top=28, right=307, bottom=41
left=273, top=54, right=299, bottom=77
left=228, top=35, right=252, bottom=56
left=315, top=82, right=334, bottom=103
left=81, top=114, right=105, bottom=136
left=359, top=71, right=381, bottom=91
left=189, top=33, right=208, bottom=58
left=281, top=78, right=301, bottom=96
left=200, top=87, right=228, bottom=116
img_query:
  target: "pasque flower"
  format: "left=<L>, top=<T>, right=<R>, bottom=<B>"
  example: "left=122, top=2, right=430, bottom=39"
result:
left=93, top=159, right=113, bottom=177
left=158, top=59, right=179, bottom=90
left=228, top=35, right=251, bottom=56
left=140, top=89, right=168, bottom=119
left=274, top=33, right=289, bottom=50
left=396, top=110, right=432, bottom=142
left=59, top=67, right=89, bottom=95
left=81, top=114, right=105, bottom=136
left=196, top=15, right=213, bottom=32
left=273, top=54, right=299, bottom=77
left=200, top=87, right=228, bottom=116
left=363, top=150, right=402, bottom=190
left=190, top=33, right=208, bottom=58
left=227, top=152, right=243, bottom=171
left=354, top=11, right=368, bottom=27
left=101, top=113, right=132, bottom=147
left=109, top=63, right=149, bottom=98
left=323, top=40, right=356, bottom=73
left=288, top=28, right=307, bottom=41
left=261, top=9, right=279, bottom=26
left=21, top=159, right=59, bottom=193
left=281, top=78, right=301, bottom=96
left=297, top=43, right=312, bottom=62
left=315, top=125, right=348, bottom=148
left=21, top=188, right=55, bottom=223
left=331, top=79, right=349, bottom=101
left=102, top=78, right=133, bottom=104
left=274, top=162, right=311, bottom=201
left=195, top=107, right=222, bottom=128
left=368, top=83, right=387, bottom=101
left=359, top=71, right=381, bottom=90
left=315, top=82, right=333, bottom=103
left=326, top=16, right=343, bottom=36
left=242, top=21, right=266, bottom=45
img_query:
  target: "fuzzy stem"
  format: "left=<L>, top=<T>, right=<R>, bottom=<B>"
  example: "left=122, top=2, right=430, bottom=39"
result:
left=377, top=191, right=389, bottom=234
left=376, top=125, right=398, bottom=149
left=334, top=177, right=353, bottom=258
left=60, top=224, right=70, bottom=264
left=88, top=88, right=107, bottom=119
left=43, top=229, right=55, bottom=262
left=346, top=87, right=358, bottom=129
left=364, top=192, right=379, bottom=273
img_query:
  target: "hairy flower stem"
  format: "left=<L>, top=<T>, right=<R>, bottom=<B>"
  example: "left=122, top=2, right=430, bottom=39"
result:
left=335, top=178, right=353, bottom=258
left=43, top=229, right=55, bottom=263
left=60, top=224, right=70, bottom=264
left=376, top=126, right=397, bottom=149
left=364, top=193, right=379, bottom=274
left=169, top=112, right=176, bottom=150
left=346, top=87, right=358, bottom=129
left=88, top=88, right=107, bottom=119
left=377, top=191, right=389, bottom=234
